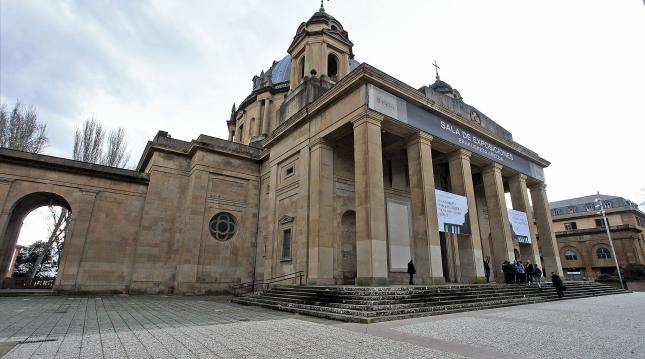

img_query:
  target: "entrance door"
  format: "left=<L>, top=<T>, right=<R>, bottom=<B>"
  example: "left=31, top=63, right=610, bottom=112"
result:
left=340, top=210, right=356, bottom=284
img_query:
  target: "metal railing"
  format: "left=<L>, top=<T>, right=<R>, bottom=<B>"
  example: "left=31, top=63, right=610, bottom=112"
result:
left=231, top=271, right=304, bottom=297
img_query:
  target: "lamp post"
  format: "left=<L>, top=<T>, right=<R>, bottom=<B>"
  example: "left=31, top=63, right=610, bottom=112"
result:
left=595, top=192, right=624, bottom=289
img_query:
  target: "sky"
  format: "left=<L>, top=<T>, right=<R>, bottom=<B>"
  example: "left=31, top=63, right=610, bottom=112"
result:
left=2, top=0, right=644, bottom=244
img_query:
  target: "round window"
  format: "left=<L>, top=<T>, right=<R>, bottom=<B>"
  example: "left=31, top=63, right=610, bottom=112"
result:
left=209, top=212, right=237, bottom=241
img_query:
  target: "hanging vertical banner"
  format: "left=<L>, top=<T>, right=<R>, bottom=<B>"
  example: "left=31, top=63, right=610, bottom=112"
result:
left=508, top=209, right=532, bottom=244
left=435, top=189, right=470, bottom=235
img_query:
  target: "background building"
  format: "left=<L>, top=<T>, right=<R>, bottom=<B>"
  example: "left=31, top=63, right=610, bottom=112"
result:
left=550, top=194, right=645, bottom=280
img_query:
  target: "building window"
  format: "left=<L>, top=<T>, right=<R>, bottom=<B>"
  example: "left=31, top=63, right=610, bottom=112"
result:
left=564, top=222, right=577, bottom=231
left=586, top=204, right=595, bottom=211
left=285, top=165, right=295, bottom=178
left=596, top=247, right=611, bottom=259
left=604, top=201, right=612, bottom=208
left=553, top=209, right=561, bottom=216
left=298, top=56, right=305, bottom=81
left=564, top=250, right=578, bottom=261
left=568, top=207, right=576, bottom=214
left=595, top=218, right=608, bottom=228
left=327, top=53, right=338, bottom=78
left=281, top=229, right=292, bottom=259
left=209, top=212, right=237, bottom=241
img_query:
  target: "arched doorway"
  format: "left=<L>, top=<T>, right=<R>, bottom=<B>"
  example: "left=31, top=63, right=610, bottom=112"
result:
left=340, top=210, right=356, bottom=284
left=0, top=192, right=72, bottom=288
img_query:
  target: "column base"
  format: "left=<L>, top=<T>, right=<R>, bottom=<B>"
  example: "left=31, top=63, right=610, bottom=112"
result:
left=419, top=276, right=446, bottom=285
left=472, top=276, right=489, bottom=284
left=306, top=278, right=336, bottom=286
left=356, top=277, right=388, bottom=286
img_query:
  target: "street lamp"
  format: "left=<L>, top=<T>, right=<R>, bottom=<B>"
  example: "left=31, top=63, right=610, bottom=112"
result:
left=595, top=192, right=624, bottom=289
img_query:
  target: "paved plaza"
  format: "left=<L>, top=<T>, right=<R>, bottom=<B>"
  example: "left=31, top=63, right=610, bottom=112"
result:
left=0, top=293, right=643, bottom=358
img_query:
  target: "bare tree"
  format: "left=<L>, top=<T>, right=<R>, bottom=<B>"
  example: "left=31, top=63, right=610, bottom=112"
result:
left=102, top=127, right=130, bottom=168
left=73, top=118, right=130, bottom=168
left=73, top=118, right=104, bottom=163
left=0, top=101, right=47, bottom=153
left=29, top=206, right=70, bottom=279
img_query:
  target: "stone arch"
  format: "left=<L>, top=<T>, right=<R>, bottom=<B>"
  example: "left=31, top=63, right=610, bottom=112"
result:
left=0, top=191, right=72, bottom=282
left=340, top=210, right=356, bottom=283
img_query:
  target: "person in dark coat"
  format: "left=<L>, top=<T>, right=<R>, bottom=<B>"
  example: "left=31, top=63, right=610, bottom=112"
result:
left=551, top=272, right=565, bottom=298
left=525, top=260, right=534, bottom=284
left=502, top=260, right=511, bottom=284
left=407, top=260, right=416, bottom=285
left=483, top=256, right=491, bottom=283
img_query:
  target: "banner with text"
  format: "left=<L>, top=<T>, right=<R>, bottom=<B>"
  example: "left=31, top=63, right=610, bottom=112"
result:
left=508, top=209, right=532, bottom=244
left=367, top=84, right=545, bottom=181
left=435, top=189, right=470, bottom=235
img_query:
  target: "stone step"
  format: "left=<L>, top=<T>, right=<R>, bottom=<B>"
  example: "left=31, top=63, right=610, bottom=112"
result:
left=231, top=283, right=629, bottom=323
left=232, top=290, right=627, bottom=323
left=253, top=288, right=623, bottom=314
left=259, top=288, right=624, bottom=311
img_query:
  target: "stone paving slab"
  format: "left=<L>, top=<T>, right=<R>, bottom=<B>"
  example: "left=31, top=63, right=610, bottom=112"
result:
left=0, top=293, right=643, bottom=358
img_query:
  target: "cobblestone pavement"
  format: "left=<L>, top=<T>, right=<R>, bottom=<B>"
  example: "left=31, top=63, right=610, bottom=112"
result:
left=0, top=293, right=643, bottom=358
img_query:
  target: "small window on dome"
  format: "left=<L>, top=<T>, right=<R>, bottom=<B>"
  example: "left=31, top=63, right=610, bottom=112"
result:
left=327, top=54, right=338, bottom=79
left=331, top=25, right=338, bottom=31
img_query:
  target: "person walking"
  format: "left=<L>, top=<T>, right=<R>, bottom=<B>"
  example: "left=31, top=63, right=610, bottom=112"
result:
left=525, top=260, right=534, bottom=284
left=534, top=266, right=543, bottom=290
left=551, top=272, right=565, bottom=298
left=483, top=256, right=491, bottom=283
left=407, top=260, right=416, bottom=285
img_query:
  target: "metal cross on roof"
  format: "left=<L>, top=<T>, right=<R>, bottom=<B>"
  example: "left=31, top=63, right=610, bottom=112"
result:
left=320, top=0, right=329, bottom=11
left=433, top=60, right=441, bottom=80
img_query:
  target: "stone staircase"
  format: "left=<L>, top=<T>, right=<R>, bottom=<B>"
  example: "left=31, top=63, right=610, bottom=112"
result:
left=231, top=282, right=629, bottom=323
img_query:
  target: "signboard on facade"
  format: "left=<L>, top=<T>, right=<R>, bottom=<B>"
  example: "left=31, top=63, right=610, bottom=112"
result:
left=367, top=84, right=545, bottom=182
left=508, top=209, right=532, bottom=244
left=435, top=189, right=470, bottom=235
left=386, top=199, right=414, bottom=272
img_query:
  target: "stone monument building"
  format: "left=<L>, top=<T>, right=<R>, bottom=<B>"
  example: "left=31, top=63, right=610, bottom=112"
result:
left=550, top=194, right=645, bottom=280
left=0, top=6, right=563, bottom=293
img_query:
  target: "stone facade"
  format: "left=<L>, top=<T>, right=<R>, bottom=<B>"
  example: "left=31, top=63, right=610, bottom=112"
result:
left=0, top=6, right=563, bottom=293
left=550, top=195, right=645, bottom=280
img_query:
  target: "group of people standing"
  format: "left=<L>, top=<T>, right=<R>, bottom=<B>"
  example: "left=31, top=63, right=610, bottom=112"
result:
left=500, top=259, right=542, bottom=287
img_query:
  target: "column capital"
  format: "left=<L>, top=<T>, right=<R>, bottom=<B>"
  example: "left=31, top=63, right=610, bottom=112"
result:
left=405, top=132, right=433, bottom=146
left=482, top=162, right=503, bottom=175
left=508, top=173, right=527, bottom=185
left=528, top=181, right=547, bottom=191
left=352, top=115, right=382, bottom=129
left=310, top=137, right=333, bottom=151
left=447, top=149, right=472, bottom=161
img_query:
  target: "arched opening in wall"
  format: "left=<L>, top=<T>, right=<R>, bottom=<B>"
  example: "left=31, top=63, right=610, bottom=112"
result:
left=327, top=53, right=338, bottom=80
left=0, top=192, right=71, bottom=289
left=298, top=56, right=305, bottom=82
left=340, top=210, right=356, bottom=284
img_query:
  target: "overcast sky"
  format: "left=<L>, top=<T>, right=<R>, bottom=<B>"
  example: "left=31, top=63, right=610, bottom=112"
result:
left=2, top=0, right=644, bottom=243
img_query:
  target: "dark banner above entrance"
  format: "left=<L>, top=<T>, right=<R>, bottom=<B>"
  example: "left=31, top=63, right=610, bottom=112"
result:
left=368, top=84, right=545, bottom=181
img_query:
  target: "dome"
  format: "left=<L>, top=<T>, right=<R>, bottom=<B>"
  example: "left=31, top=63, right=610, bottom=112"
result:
left=307, top=7, right=337, bottom=25
left=430, top=78, right=453, bottom=95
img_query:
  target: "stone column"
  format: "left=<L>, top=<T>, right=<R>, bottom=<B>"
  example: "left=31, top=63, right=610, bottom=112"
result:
left=508, top=174, right=541, bottom=266
left=0, top=178, right=14, bottom=281
left=406, top=133, right=444, bottom=284
left=308, top=138, right=335, bottom=284
left=448, top=149, right=486, bottom=283
left=353, top=116, right=388, bottom=286
left=482, top=163, right=515, bottom=275
left=261, top=99, right=272, bottom=135
left=529, top=182, right=564, bottom=277
left=56, top=189, right=98, bottom=291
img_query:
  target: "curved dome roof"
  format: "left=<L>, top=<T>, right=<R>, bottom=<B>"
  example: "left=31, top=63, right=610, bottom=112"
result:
left=307, top=7, right=337, bottom=24
left=430, top=78, right=453, bottom=95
